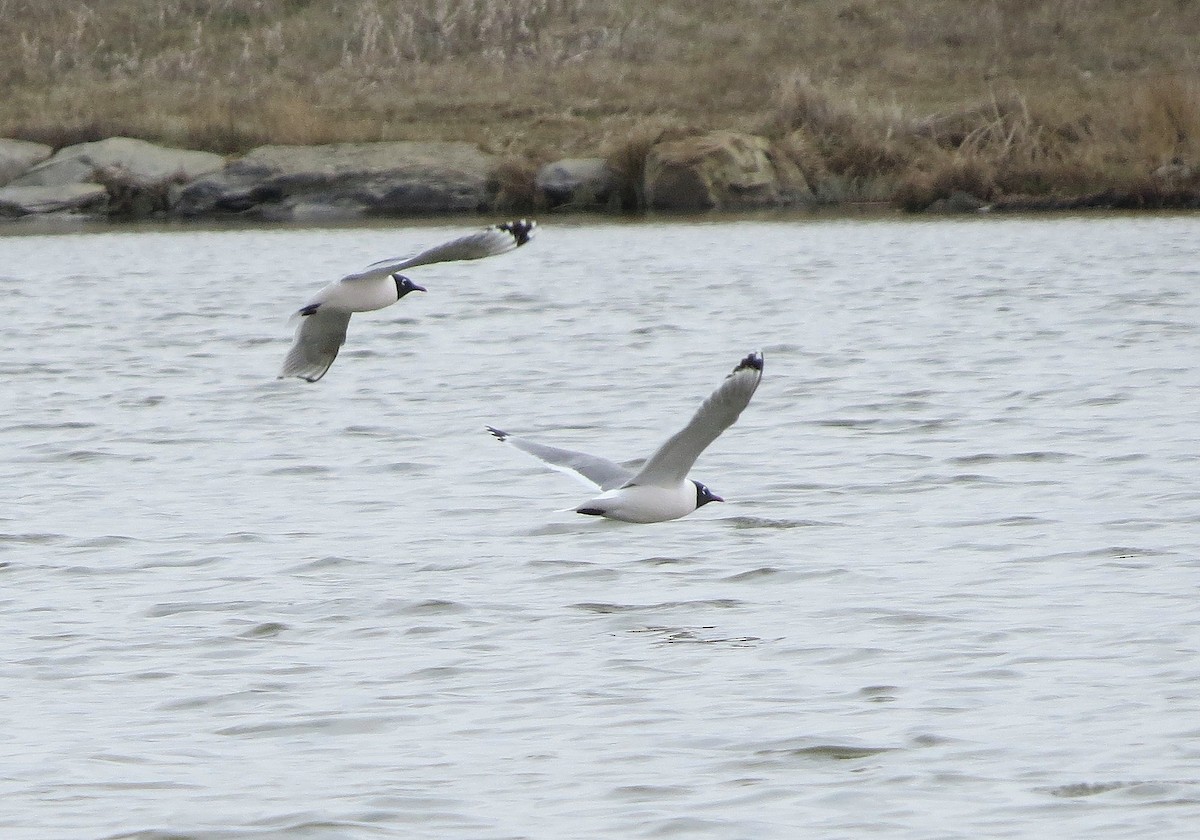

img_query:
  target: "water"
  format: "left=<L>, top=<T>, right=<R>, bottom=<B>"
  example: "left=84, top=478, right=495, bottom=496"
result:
left=2, top=214, right=1198, bottom=839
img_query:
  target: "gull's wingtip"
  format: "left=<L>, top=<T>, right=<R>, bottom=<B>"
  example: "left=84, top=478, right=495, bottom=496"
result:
left=486, top=425, right=510, bottom=441
left=497, top=219, right=537, bottom=247
left=735, top=350, right=764, bottom=373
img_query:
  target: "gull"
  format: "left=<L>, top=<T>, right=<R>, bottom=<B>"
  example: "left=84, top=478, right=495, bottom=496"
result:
left=279, top=219, right=536, bottom=381
left=487, top=351, right=764, bottom=523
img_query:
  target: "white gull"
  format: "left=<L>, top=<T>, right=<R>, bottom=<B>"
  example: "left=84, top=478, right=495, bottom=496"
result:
left=279, top=219, right=536, bottom=382
left=488, top=351, right=764, bottom=523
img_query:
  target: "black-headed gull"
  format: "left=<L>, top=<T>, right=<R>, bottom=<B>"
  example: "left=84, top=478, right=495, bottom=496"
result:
left=487, top=351, right=764, bottom=523
left=279, top=219, right=536, bottom=381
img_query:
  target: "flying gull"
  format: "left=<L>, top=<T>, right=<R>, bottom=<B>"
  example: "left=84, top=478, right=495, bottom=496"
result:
left=487, top=351, right=764, bottom=523
left=279, top=219, right=536, bottom=382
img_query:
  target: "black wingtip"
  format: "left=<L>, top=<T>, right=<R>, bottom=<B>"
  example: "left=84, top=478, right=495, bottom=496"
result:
left=486, top=426, right=509, bottom=441
left=497, top=219, right=536, bottom=247
left=734, top=351, right=764, bottom=373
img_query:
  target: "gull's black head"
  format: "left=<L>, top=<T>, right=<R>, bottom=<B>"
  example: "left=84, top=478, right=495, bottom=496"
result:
left=393, top=274, right=426, bottom=299
left=693, top=481, right=724, bottom=508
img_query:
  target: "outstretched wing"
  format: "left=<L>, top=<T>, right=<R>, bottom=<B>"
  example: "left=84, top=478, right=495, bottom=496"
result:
left=278, top=308, right=353, bottom=382
left=486, top=426, right=634, bottom=491
left=628, top=351, right=764, bottom=488
left=341, top=219, right=536, bottom=283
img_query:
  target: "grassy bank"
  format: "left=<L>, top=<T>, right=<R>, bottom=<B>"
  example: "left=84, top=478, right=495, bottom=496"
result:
left=6, top=0, right=1200, bottom=208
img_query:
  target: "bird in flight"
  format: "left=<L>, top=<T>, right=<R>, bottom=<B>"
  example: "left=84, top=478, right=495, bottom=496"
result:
left=279, top=219, right=536, bottom=382
left=487, top=351, right=764, bottom=523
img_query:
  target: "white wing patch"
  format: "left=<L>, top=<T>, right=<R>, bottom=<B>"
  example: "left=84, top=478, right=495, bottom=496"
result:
left=486, top=426, right=634, bottom=491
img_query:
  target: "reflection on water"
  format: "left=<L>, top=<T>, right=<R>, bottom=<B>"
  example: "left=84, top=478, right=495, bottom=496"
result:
left=2, top=215, right=1199, bottom=839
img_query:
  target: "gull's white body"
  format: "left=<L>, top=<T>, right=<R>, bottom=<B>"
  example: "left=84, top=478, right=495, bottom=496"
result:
left=488, top=351, right=764, bottom=523
left=302, top=274, right=403, bottom=314
left=279, top=219, right=536, bottom=382
left=576, top=481, right=701, bottom=524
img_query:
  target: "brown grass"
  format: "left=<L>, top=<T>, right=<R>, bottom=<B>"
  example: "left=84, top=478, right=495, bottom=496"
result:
left=602, top=119, right=705, bottom=211
left=4, top=0, right=1200, bottom=206
left=490, top=155, right=542, bottom=211
left=766, top=71, right=1200, bottom=208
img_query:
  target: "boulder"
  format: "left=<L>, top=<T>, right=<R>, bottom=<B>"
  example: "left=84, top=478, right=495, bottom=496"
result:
left=0, top=183, right=108, bottom=217
left=535, top=158, right=620, bottom=210
left=8, top=137, right=225, bottom=219
left=172, top=141, right=498, bottom=219
left=11, top=136, right=224, bottom=187
left=643, top=131, right=813, bottom=211
left=0, top=139, right=53, bottom=187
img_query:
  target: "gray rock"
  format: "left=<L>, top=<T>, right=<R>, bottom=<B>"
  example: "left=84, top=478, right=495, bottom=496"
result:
left=173, top=141, right=498, bottom=219
left=643, top=131, right=812, bottom=211
left=535, top=158, right=620, bottom=210
left=11, top=136, right=224, bottom=188
left=0, top=139, right=53, bottom=187
left=8, top=137, right=225, bottom=219
left=0, top=183, right=108, bottom=217
left=274, top=201, right=368, bottom=223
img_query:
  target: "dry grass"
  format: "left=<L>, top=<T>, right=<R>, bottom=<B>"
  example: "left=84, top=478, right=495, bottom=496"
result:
left=4, top=0, right=1200, bottom=205
left=602, top=118, right=704, bottom=210
left=766, top=71, right=1200, bottom=207
left=490, top=155, right=541, bottom=211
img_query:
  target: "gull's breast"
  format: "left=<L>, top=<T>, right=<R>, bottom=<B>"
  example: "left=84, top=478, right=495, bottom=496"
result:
left=324, top=277, right=398, bottom=313
left=577, top=482, right=697, bottom=523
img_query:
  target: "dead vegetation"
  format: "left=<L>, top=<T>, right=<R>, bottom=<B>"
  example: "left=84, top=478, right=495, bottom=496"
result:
left=4, top=0, right=1200, bottom=207
left=760, top=72, right=1200, bottom=208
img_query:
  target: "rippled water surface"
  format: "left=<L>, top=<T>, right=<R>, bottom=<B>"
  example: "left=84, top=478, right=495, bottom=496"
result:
left=3, top=214, right=1199, bottom=839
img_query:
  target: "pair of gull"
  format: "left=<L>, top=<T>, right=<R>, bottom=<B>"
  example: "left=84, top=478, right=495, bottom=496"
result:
left=280, top=220, right=763, bottom=523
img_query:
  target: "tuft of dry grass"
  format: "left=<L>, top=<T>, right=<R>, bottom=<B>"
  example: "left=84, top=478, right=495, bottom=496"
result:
left=1123, top=76, right=1200, bottom=166
left=602, top=119, right=704, bottom=210
left=490, top=155, right=542, bottom=211
left=764, top=73, right=916, bottom=179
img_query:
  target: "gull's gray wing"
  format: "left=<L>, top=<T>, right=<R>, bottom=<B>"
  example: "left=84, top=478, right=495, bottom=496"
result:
left=341, top=219, right=536, bottom=283
left=486, top=426, right=634, bottom=491
left=627, top=351, right=764, bottom=488
left=278, top=308, right=353, bottom=382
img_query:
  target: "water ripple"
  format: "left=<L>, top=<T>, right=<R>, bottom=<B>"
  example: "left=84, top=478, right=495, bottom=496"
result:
left=4, top=217, right=1199, bottom=839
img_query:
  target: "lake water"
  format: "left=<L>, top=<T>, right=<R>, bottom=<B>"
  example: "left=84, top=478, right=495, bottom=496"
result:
left=2, top=214, right=1198, bottom=839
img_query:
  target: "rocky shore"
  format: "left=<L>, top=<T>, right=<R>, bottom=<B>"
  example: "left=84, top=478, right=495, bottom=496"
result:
left=0, top=132, right=814, bottom=223
left=1, top=132, right=1196, bottom=224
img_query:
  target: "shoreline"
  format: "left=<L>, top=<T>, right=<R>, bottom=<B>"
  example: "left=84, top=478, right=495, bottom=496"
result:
left=6, top=204, right=1200, bottom=238
left=2, top=130, right=1198, bottom=227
